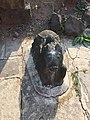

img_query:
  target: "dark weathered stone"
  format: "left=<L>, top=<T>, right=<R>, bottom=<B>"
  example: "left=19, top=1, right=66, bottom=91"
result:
left=31, top=2, right=54, bottom=30
left=31, top=30, right=67, bottom=87
left=25, top=53, right=68, bottom=97
left=0, top=0, right=31, bottom=25
left=83, top=10, right=90, bottom=28
left=64, top=15, right=86, bottom=36
left=0, top=78, right=20, bottom=120
left=49, top=12, right=62, bottom=34
left=5, top=35, right=22, bottom=58
left=23, top=30, right=69, bottom=97
left=21, top=71, right=58, bottom=120
left=0, top=0, right=25, bottom=9
left=0, top=58, right=19, bottom=78
left=0, top=35, right=5, bottom=59
left=1, top=9, right=30, bottom=25
left=83, top=28, right=90, bottom=37
left=75, top=0, right=88, bottom=12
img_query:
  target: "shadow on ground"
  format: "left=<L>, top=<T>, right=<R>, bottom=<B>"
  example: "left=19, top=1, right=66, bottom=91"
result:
left=0, top=23, right=31, bottom=75
left=21, top=67, right=58, bottom=120
left=0, top=23, right=58, bottom=120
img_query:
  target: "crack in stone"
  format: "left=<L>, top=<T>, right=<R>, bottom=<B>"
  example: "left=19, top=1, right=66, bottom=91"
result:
left=80, top=79, right=89, bottom=97
left=79, top=78, right=90, bottom=120
left=80, top=98, right=90, bottom=120
left=0, top=76, right=22, bottom=80
left=76, top=57, right=90, bottom=60
left=67, top=48, right=79, bottom=60
left=20, top=87, right=23, bottom=120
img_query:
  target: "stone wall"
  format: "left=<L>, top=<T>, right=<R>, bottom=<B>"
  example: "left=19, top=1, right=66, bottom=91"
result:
left=29, top=0, right=77, bottom=30
left=0, top=0, right=82, bottom=25
left=29, top=0, right=77, bottom=12
left=0, top=0, right=30, bottom=25
left=0, top=0, right=25, bottom=9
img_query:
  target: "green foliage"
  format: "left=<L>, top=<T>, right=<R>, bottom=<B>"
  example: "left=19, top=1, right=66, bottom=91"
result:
left=72, top=35, right=83, bottom=45
left=75, top=0, right=88, bottom=15
left=72, top=34, right=90, bottom=48
left=71, top=71, right=81, bottom=98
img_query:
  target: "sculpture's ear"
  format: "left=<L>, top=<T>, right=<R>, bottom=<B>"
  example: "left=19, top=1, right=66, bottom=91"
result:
left=34, top=35, right=44, bottom=46
left=33, top=35, right=45, bottom=54
left=55, top=44, right=62, bottom=53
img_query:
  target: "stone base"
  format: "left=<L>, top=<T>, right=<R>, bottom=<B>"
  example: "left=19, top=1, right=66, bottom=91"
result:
left=58, top=73, right=73, bottom=104
left=0, top=9, right=31, bottom=25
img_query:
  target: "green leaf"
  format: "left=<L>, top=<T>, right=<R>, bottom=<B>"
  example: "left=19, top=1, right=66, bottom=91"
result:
left=83, top=37, right=90, bottom=42
left=83, top=41, right=90, bottom=48
left=72, top=36, right=82, bottom=46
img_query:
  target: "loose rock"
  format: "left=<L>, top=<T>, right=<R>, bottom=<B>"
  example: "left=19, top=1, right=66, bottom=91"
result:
left=83, top=28, right=90, bottom=37
left=49, top=12, right=62, bottom=34
left=83, top=9, right=90, bottom=28
left=64, top=15, right=86, bottom=36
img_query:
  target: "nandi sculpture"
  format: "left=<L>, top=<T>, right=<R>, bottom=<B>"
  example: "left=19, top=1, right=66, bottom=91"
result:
left=31, top=30, right=67, bottom=87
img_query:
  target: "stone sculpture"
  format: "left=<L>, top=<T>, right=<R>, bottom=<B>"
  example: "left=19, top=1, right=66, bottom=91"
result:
left=31, top=30, right=67, bottom=87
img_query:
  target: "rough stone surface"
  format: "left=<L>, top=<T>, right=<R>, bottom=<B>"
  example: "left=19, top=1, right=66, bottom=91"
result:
left=31, top=2, right=54, bottom=32
left=21, top=71, right=85, bottom=120
left=64, top=15, right=86, bottom=36
left=22, top=36, right=34, bottom=56
left=1, top=9, right=30, bottom=25
left=55, top=91, right=85, bottom=120
left=74, top=58, right=90, bottom=71
left=0, top=78, right=21, bottom=120
left=21, top=72, right=58, bottom=120
left=24, top=53, right=69, bottom=97
left=29, top=0, right=76, bottom=13
left=0, top=0, right=24, bottom=9
left=49, top=12, right=62, bottom=34
left=0, top=35, right=5, bottom=59
left=5, top=36, right=22, bottom=58
left=78, top=71, right=90, bottom=115
left=0, top=21, right=90, bottom=120
left=0, top=57, right=22, bottom=78
left=31, top=30, right=67, bottom=89
left=83, top=9, right=90, bottom=28
left=63, top=38, right=90, bottom=119
left=21, top=35, right=87, bottom=120
left=83, top=28, right=90, bottom=37
left=77, top=46, right=90, bottom=59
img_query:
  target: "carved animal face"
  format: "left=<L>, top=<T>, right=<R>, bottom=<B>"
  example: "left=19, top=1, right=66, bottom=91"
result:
left=42, top=43, right=63, bottom=72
